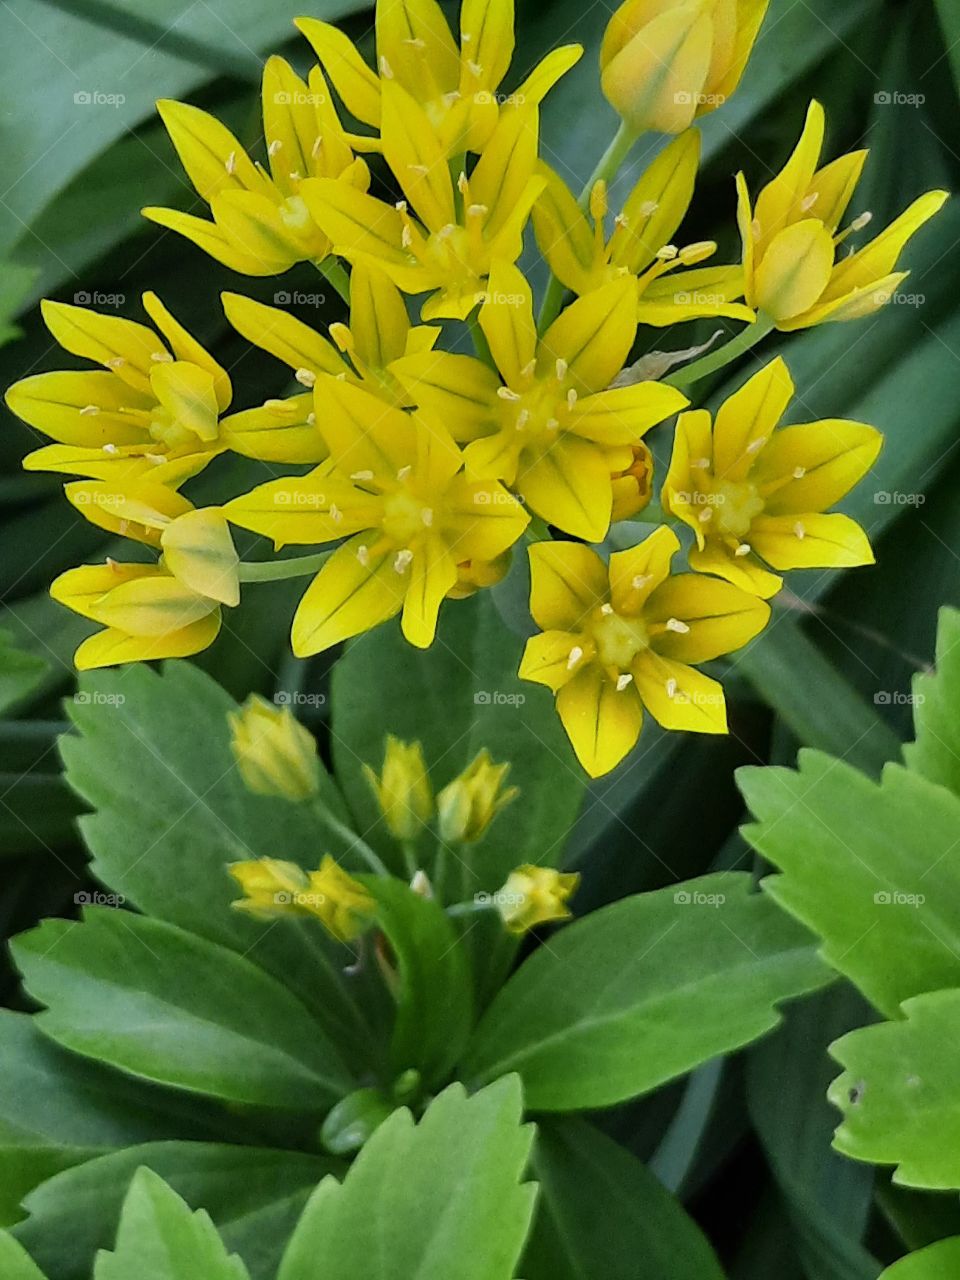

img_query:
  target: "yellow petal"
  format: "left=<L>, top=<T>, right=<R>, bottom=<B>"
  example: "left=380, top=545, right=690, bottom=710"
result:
left=376, top=0, right=459, bottom=100
left=820, top=190, right=948, bottom=301
left=381, top=79, right=456, bottom=229
left=754, top=100, right=825, bottom=247
left=753, top=420, right=882, bottom=515
left=22, top=444, right=156, bottom=482
left=295, top=19, right=382, bottom=127
left=518, top=629, right=584, bottom=692
left=315, top=376, right=418, bottom=476
left=300, top=179, right=428, bottom=292
left=632, top=651, right=727, bottom=734
left=531, top=164, right=596, bottom=296
left=527, top=540, right=607, bottom=631
left=709, top=0, right=769, bottom=102
left=479, top=260, right=537, bottom=387
left=291, top=536, right=407, bottom=656
left=209, top=190, right=314, bottom=274
left=646, top=574, right=770, bottom=663
left=74, top=614, right=221, bottom=671
left=141, top=206, right=269, bottom=275
left=513, top=43, right=583, bottom=105
left=5, top=372, right=151, bottom=447
left=401, top=536, right=458, bottom=648
left=149, top=361, right=220, bottom=444
left=748, top=512, right=875, bottom=571
left=484, top=174, right=547, bottom=268
left=556, top=664, right=643, bottom=777
left=779, top=271, right=909, bottom=330
left=141, top=292, right=231, bottom=410
left=600, top=4, right=714, bottom=135
left=91, top=575, right=219, bottom=637
left=219, top=396, right=328, bottom=464
left=66, top=480, right=193, bottom=546
left=540, top=276, right=637, bottom=394
left=389, top=352, right=499, bottom=441
left=443, top=475, right=529, bottom=561
left=461, top=0, right=515, bottom=93
left=221, top=293, right=346, bottom=377
left=804, top=151, right=868, bottom=233
left=712, top=357, right=793, bottom=482
left=39, top=300, right=160, bottom=395
left=224, top=471, right=372, bottom=547
left=663, top=408, right=712, bottom=546
left=161, top=508, right=240, bottom=607
left=567, top=383, right=688, bottom=445
left=736, top=170, right=756, bottom=303
left=155, top=99, right=270, bottom=202
left=688, top=539, right=782, bottom=598
left=609, top=130, right=701, bottom=273
left=469, top=107, right=539, bottom=241
left=608, top=525, right=679, bottom=614
left=518, top=436, right=613, bottom=541
left=754, top=219, right=835, bottom=322
left=51, top=561, right=165, bottom=621
left=349, top=261, right=411, bottom=370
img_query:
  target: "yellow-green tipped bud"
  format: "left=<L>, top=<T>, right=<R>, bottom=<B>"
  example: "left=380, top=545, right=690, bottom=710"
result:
left=496, top=865, right=580, bottom=934
left=436, top=749, right=519, bottom=844
left=228, top=695, right=320, bottom=802
left=229, top=854, right=374, bottom=943
left=600, top=0, right=770, bottom=135
left=362, top=735, right=433, bottom=841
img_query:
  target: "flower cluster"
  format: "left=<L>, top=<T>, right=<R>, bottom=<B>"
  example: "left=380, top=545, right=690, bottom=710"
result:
left=5, top=0, right=946, bottom=777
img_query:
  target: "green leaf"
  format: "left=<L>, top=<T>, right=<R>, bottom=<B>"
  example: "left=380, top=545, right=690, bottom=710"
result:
left=0, top=1233, right=46, bottom=1280
left=60, top=661, right=375, bottom=1061
left=363, top=877, right=473, bottom=1089
left=332, top=594, right=585, bottom=891
left=934, top=0, right=960, bottom=97
left=12, top=908, right=352, bottom=1109
left=0, top=630, right=47, bottom=717
left=904, top=607, right=960, bottom=797
left=278, top=1077, right=536, bottom=1280
left=829, top=990, right=960, bottom=1191
left=95, top=1167, right=250, bottom=1280
left=463, top=872, right=830, bottom=1111
left=523, top=1116, right=726, bottom=1280
left=739, top=751, right=960, bottom=1019
left=880, top=1238, right=960, bottom=1279
left=13, top=1141, right=335, bottom=1280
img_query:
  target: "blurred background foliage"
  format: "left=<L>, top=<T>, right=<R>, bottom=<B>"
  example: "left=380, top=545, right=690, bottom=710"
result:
left=0, top=0, right=957, bottom=1273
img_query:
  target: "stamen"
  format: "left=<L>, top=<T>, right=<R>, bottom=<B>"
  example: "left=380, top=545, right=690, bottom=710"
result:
left=632, top=573, right=652, bottom=589
left=698, top=507, right=713, bottom=523
left=850, top=211, right=873, bottom=232
left=467, top=60, right=483, bottom=77
left=106, top=356, right=125, bottom=369
left=403, top=36, right=426, bottom=47
left=394, top=549, right=414, bottom=574
left=800, top=191, right=819, bottom=212
left=497, top=386, right=521, bottom=401
left=457, top=171, right=469, bottom=195
left=379, top=55, right=394, bottom=79
left=751, top=218, right=762, bottom=240
left=794, top=521, right=806, bottom=540
left=150, top=350, right=172, bottom=363
left=102, top=442, right=118, bottom=453
left=656, top=244, right=679, bottom=260
left=467, top=203, right=488, bottom=217
left=735, top=542, right=751, bottom=557
left=268, top=139, right=282, bottom=157
left=614, top=213, right=629, bottom=229
left=566, top=388, right=578, bottom=409
left=295, top=368, right=316, bottom=387
left=600, top=602, right=614, bottom=615
left=567, top=645, right=584, bottom=670
left=311, top=136, right=323, bottom=159
left=442, top=90, right=461, bottom=106
left=225, top=151, right=237, bottom=175
left=80, top=404, right=99, bottom=416
left=792, top=466, right=806, bottom=479
left=616, top=673, right=633, bottom=691
left=407, top=164, right=430, bottom=177
left=638, top=200, right=659, bottom=217
left=350, top=470, right=374, bottom=481
left=402, top=224, right=414, bottom=249
left=288, top=170, right=302, bottom=182
left=520, top=358, right=537, bottom=379
left=356, top=544, right=370, bottom=566
left=306, top=412, right=316, bottom=425
left=746, top=435, right=766, bottom=454
left=666, top=677, right=678, bottom=698
left=555, top=358, right=568, bottom=381
left=397, top=465, right=412, bottom=481
left=329, top=504, right=342, bottom=523
left=545, top=417, right=560, bottom=431
left=421, top=507, right=434, bottom=526
left=665, top=617, right=690, bottom=633
left=692, top=457, right=711, bottom=469
left=515, top=409, right=530, bottom=430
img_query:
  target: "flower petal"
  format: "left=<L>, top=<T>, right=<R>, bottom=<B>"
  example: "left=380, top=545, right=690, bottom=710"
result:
left=754, top=219, right=835, bottom=322
left=52, top=561, right=165, bottom=621
left=224, top=471, right=372, bottom=547
left=663, top=408, right=713, bottom=547
left=348, top=261, right=412, bottom=370
left=390, top=352, right=500, bottom=441
left=609, top=129, right=700, bottom=273
left=401, top=536, right=458, bottom=648
left=74, top=614, right=221, bottom=671
left=600, top=5, right=713, bottom=135
left=754, top=100, right=825, bottom=248
left=480, top=260, right=537, bottom=387
left=461, top=0, right=515, bottom=94
left=820, top=190, right=948, bottom=301
left=91, top=576, right=219, bottom=636
left=753, top=420, right=882, bottom=515
left=141, top=207, right=268, bottom=275
left=161, top=508, right=240, bottom=607
left=300, top=179, right=427, bottom=291
left=219, top=396, right=327, bottom=465
left=518, top=629, right=585, bottom=692
left=527, top=540, right=607, bottom=630
left=5, top=371, right=151, bottom=447
left=531, top=164, right=596, bottom=295
left=292, top=536, right=407, bottom=655
left=567, top=382, right=687, bottom=445
left=155, top=99, right=270, bottom=202
left=316, top=375, right=418, bottom=476
left=646, top=574, right=770, bottom=663
left=518, top=436, right=613, bottom=541
left=142, top=293, right=231, bottom=410
left=712, top=357, right=794, bottom=482
left=748, top=512, right=875, bottom=570
left=688, top=540, right=782, bottom=598
left=444, top=476, right=529, bottom=561
left=295, top=18, right=382, bottom=127
left=540, top=276, right=637, bottom=394
left=377, top=0, right=459, bottom=99
left=556, top=665, right=643, bottom=777
left=149, top=361, right=220, bottom=443
left=632, top=651, right=727, bottom=734
left=608, top=525, right=679, bottom=615
left=804, top=150, right=868, bottom=233
left=381, top=79, right=456, bottom=229
left=39, top=300, right=160, bottom=395
left=469, top=107, right=539, bottom=241
left=221, top=293, right=346, bottom=377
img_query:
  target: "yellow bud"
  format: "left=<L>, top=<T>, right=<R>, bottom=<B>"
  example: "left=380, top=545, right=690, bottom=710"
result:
left=600, top=0, right=769, bottom=135
left=447, top=553, right=512, bottom=600
left=307, top=855, right=375, bottom=942
left=229, top=855, right=374, bottom=943
left=228, top=857, right=313, bottom=916
left=436, top=749, right=519, bottom=844
left=610, top=442, right=654, bottom=522
left=362, top=736, right=433, bottom=841
left=228, top=694, right=320, bottom=801
left=496, top=865, right=580, bottom=934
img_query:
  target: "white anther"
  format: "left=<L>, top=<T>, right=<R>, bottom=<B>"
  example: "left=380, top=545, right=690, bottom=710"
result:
left=268, top=139, right=282, bottom=157
left=497, top=386, right=521, bottom=401
left=600, top=602, right=614, bottom=615
left=616, top=673, right=633, bottom=691
left=80, top=404, right=99, bottom=416
left=746, top=435, right=766, bottom=454
left=794, top=521, right=806, bottom=540
left=665, top=617, right=690, bottom=634
left=379, top=55, right=394, bottom=78
left=397, top=465, right=412, bottom=481
left=350, top=470, right=374, bottom=482
left=356, top=544, right=370, bottom=566
left=792, top=466, right=806, bottom=479
left=666, top=677, right=678, bottom=698
left=421, top=507, right=434, bottom=526
left=394, top=548, right=414, bottom=573
left=225, top=151, right=237, bottom=175
left=295, top=368, right=316, bottom=387
left=632, top=573, right=651, bottom=589
left=698, top=507, right=713, bottom=524
left=735, top=542, right=751, bottom=557
left=656, top=244, right=679, bottom=260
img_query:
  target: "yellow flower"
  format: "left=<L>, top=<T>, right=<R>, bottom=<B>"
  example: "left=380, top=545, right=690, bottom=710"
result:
left=519, top=530, right=769, bottom=775
left=496, top=864, right=579, bottom=934
left=737, top=100, right=948, bottom=329
left=436, top=749, right=518, bottom=843
left=600, top=0, right=769, bottom=135
left=5, top=293, right=230, bottom=479
left=222, top=261, right=439, bottom=412
left=298, top=0, right=581, bottom=157
left=301, top=99, right=545, bottom=320
left=533, top=132, right=753, bottom=324
left=392, top=261, right=687, bottom=541
left=229, top=855, right=374, bottom=943
left=448, top=553, right=512, bottom=600
left=51, top=559, right=222, bottom=671
left=143, top=56, right=368, bottom=275
left=610, top=442, right=655, bottom=522
left=228, top=694, right=321, bottom=802
left=664, top=358, right=881, bottom=598
left=362, top=735, right=434, bottom=840
left=224, top=379, right=529, bottom=652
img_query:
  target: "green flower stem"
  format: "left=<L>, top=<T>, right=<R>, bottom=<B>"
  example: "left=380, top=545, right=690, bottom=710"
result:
left=537, top=119, right=640, bottom=334
left=664, top=314, right=776, bottom=390
left=468, top=307, right=496, bottom=370
left=315, top=255, right=352, bottom=306
left=523, top=515, right=553, bottom=543
left=400, top=839, right=420, bottom=880
left=447, top=898, right=496, bottom=918
left=309, top=798, right=391, bottom=878
left=237, top=552, right=331, bottom=583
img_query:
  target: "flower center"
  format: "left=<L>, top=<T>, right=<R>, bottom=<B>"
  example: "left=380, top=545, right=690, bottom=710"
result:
left=706, top=479, right=765, bottom=539
left=591, top=607, right=648, bottom=672
left=381, top=487, right=435, bottom=546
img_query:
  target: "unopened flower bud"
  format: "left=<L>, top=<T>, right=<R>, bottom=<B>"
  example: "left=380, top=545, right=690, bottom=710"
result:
left=436, top=749, right=519, bottom=844
left=362, top=735, right=433, bottom=840
left=497, top=864, right=580, bottom=934
left=228, top=695, right=320, bottom=801
left=610, top=441, right=654, bottom=521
